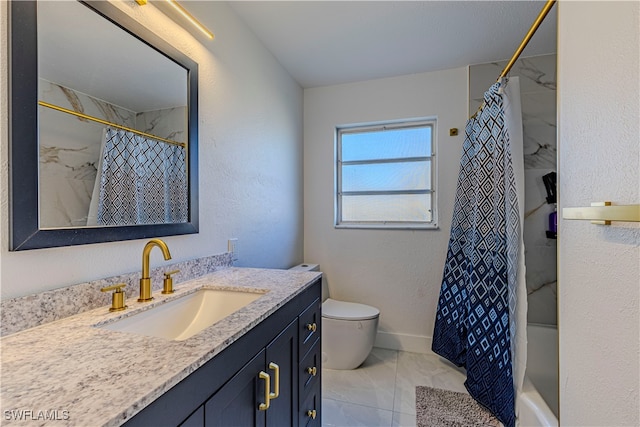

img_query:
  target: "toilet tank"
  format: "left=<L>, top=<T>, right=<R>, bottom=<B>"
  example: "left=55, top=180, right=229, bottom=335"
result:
left=289, top=264, right=327, bottom=301
left=288, top=263, right=320, bottom=272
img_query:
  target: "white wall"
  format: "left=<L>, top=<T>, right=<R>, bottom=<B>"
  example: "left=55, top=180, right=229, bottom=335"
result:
left=303, top=69, right=467, bottom=352
left=557, top=2, right=639, bottom=425
left=0, top=1, right=303, bottom=298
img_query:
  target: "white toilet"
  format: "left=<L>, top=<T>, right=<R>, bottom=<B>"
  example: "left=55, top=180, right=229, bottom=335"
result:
left=289, top=263, right=380, bottom=370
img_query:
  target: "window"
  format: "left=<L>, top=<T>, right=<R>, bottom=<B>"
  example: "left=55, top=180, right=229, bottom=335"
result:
left=336, top=120, right=437, bottom=229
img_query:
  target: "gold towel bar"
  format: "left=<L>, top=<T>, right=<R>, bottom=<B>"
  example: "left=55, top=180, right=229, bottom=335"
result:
left=562, top=202, right=640, bottom=225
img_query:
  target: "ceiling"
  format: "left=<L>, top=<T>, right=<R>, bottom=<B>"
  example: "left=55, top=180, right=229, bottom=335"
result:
left=226, top=1, right=557, bottom=88
left=38, top=1, right=557, bottom=107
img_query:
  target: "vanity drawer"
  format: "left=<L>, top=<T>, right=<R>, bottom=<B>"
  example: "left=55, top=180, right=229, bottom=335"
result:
left=298, top=382, right=320, bottom=427
left=299, top=341, right=321, bottom=402
left=299, top=298, right=320, bottom=360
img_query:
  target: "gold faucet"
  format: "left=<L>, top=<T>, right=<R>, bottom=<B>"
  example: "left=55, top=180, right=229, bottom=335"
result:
left=138, top=239, right=172, bottom=302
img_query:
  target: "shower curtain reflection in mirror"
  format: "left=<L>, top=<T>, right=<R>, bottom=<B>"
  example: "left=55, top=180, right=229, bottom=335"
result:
left=37, top=81, right=188, bottom=229
left=87, top=128, right=188, bottom=226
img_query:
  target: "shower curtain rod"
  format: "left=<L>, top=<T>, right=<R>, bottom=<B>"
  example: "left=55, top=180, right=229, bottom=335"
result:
left=471, top=0, right=556, bottom=118
left=38, top=101, right=186, bottom=148
left=498, top=0, right=556, bottom=79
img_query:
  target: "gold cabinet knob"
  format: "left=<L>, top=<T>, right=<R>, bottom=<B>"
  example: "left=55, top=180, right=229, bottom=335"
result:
left=306, top=322, right=317, bottom=332
left=162, top=269, right=180, bottom=294
left=306, top=366, right=317, bottom=376
left=100, top=283, right=127, bottom=312
left=307, top=409, right=317, bottom=419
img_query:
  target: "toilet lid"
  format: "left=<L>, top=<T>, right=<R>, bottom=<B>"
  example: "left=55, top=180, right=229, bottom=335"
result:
left=322, top=298, right=380, bottom=321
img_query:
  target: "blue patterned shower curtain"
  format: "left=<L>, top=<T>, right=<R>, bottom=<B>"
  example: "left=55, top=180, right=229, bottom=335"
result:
left=432, top=81, right=521, bottom=427
left=95, top=128, right=188, bottom=226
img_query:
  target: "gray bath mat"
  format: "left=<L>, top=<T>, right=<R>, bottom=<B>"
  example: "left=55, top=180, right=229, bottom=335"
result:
left=415, top=386, right=502, bottom=427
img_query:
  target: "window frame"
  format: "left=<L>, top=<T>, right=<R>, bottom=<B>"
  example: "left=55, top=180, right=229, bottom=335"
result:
left=335, top=118, right=438, bottom=230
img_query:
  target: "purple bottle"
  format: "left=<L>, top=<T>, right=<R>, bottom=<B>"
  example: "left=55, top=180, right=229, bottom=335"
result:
left=548, top=205, right=557, bottom=237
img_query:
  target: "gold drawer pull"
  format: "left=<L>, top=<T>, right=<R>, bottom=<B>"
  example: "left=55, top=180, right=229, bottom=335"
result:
left=268, top=362, right=280, bottom=399
left=306, top=322, right=317, bottom=332
left=306, top=366, right=317, bottom=376
left=307, top=409, right=317, bottom=419
left=258, top=371, right=270, bottom=411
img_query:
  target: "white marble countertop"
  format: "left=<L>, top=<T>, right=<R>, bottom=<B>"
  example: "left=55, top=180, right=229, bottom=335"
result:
left=0, top=268, right=321, bottom=427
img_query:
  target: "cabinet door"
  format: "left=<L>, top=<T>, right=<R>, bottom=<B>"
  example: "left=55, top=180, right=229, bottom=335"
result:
left=265, top=319, right=298, bottom=427
left=205, top=350, right=267, bottom=427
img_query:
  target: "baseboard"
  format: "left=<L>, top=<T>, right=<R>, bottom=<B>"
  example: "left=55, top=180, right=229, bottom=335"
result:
left=374, top=331, right=433, bottom=354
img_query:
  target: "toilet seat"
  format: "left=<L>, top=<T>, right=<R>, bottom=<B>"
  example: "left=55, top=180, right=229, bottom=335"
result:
left=322, top=298, right=379, bottom=321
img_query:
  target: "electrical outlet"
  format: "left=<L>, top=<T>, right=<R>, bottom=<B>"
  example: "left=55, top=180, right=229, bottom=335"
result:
left=228, top=238, right=238, bottom=262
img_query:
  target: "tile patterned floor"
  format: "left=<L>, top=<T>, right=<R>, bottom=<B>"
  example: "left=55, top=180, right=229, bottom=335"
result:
left=321, top=348, right=468, bottom=427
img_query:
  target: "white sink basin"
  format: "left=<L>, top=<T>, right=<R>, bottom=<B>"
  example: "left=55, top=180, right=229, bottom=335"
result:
left=99, top=288, right=266, bottom=341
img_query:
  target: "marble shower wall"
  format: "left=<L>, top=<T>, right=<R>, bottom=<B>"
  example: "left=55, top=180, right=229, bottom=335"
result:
left=38, top=80, right=186, bottom=227
left=469, top=54, right=557, bottom=326
left=137, top=107, right=187, bottom=144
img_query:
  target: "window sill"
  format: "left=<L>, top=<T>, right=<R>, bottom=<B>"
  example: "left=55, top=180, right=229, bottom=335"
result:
left=335, top=223, right=439, bottom=230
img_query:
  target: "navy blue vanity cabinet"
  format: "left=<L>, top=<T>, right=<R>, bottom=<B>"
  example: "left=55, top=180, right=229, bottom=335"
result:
left=205, top=319, right=298, bottom=426
left=123, top=279, right=320, bottom=427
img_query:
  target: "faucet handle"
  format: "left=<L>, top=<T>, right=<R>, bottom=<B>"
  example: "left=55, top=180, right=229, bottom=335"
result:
left=162, top=270, right=180, bottom=295
left=100, top=283, right=128, bottom=312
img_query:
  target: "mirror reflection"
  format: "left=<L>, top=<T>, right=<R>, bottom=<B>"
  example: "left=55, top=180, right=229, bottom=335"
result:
left=37, top=1, right=189, bottom=228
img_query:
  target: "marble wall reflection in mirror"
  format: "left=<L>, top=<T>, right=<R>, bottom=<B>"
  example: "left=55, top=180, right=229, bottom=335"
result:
left=10, top=0, right=199, bottom=250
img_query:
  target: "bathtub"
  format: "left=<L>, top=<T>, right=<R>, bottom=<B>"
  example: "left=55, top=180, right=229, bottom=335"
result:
left=518, top=323, right=559, bottom=427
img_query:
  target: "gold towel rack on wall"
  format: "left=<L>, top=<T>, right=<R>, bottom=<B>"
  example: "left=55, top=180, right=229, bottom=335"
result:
left=563, top=202, right=640, bottom=225
left=38, top=101, right=186, bottom=148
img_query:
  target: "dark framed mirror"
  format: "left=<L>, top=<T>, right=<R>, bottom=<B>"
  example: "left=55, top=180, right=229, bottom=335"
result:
left=9, top=0, right=199, bottom=250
